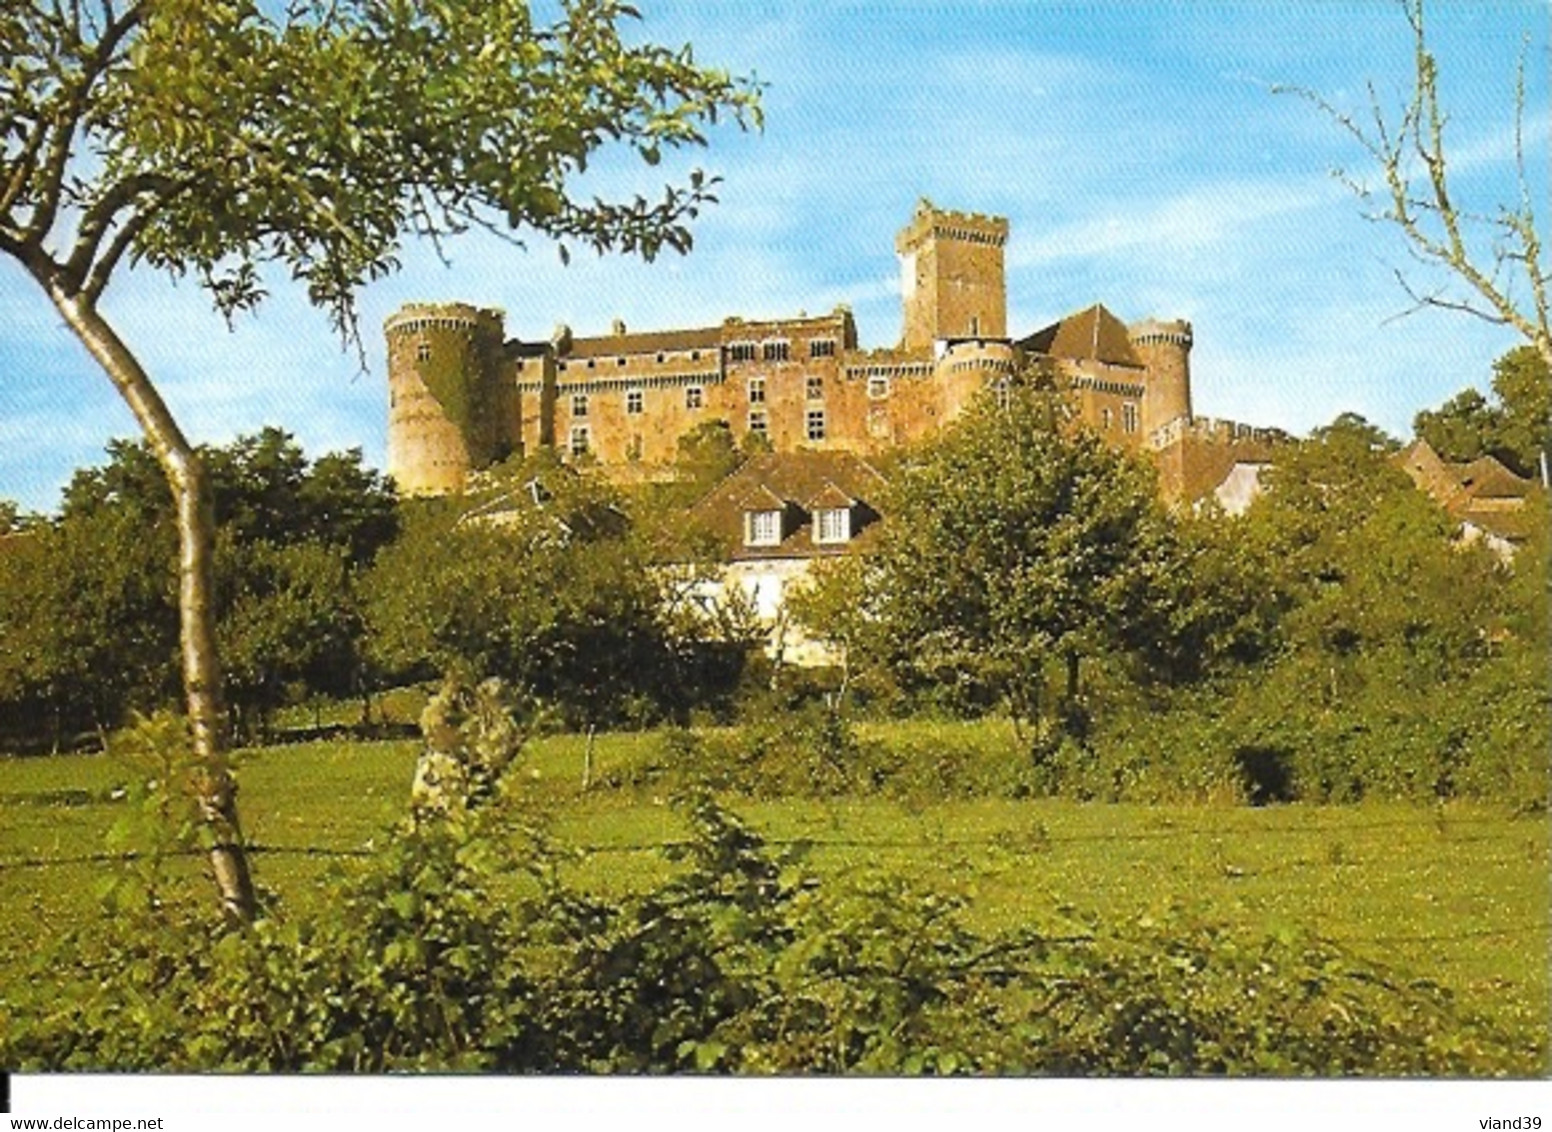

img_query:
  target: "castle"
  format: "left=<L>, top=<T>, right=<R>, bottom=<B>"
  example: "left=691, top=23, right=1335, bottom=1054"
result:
left=386, top=200, right=1279, bottom=504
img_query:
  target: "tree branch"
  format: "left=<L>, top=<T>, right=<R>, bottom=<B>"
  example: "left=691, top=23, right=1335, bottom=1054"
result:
left=63, top=171, right=177, bottom=291
left=0, top=115, right=51, bottom=221
left=80, top=201, right=153, bottom=303
left=1278, top=0, right=1549, bottom=365
left=20, top=0, right=142, bottom=247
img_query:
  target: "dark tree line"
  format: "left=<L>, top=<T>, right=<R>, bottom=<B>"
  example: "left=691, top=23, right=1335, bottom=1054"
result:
left=0, top=429, right=396, bottom=749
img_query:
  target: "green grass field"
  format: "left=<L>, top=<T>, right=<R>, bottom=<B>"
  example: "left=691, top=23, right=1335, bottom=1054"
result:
left=1, top=720, right=1547, bottom=1039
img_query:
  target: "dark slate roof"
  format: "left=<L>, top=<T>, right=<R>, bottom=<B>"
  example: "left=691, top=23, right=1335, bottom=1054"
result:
left=690, top=451, right=890, bottom=560
left=1018, top=303, right=1142, bottom=368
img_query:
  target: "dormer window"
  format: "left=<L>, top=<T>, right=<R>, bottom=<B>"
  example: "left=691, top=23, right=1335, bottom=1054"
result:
left=745, top=509, right=783, bottom=547
left=814, top=507, right=851, bottom=545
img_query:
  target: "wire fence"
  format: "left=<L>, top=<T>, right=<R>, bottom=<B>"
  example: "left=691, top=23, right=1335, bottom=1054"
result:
left=1, top=829, right=1546, bottom=952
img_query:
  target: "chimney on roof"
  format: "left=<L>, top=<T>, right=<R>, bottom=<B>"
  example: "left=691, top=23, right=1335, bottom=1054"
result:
left=611, top=318, right=627, bottom=336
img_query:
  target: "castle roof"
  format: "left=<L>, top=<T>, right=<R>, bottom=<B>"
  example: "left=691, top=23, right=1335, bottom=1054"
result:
left=1453, top=455, right=1532, bottom=501
left=690, top=451, right=889, bottom=561
left=1396, top=439, right=1537, bottom=545
left=1018, top=303, right=1142, bottom=368
left=564, top=325, right=722, bottom=359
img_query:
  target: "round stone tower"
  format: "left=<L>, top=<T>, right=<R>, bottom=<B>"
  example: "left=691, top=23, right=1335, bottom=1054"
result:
left=1129, top=318, right=1193, bottom=437
left=385, top=303, right=508, bottom=495
left=937, top=339, right=1018, bottom=422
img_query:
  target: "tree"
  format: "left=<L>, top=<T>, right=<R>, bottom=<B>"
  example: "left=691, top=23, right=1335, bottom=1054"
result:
left=0, top=432, right=398, bottom=747
left=1241, top=412, right=1507, bottom=694
left=1412, top=346, right=1551, bottom=479
left=0, top=499, right=43, bottom=533
left=836, top=376, right=1177, bottom=748
left=0, top=503, right=179, bottom=748
left=0, top=1, right=757, bottom=920
left=1278, top=0, right=1549, bottom=367
left=1490, top=345, right=1551, bottom=482
left=675, top=419, right=745, bottom=492
left=364, top=459, right=674, bottom=729
left=1414, top=387, right=1505, bottom=466
left=217, top=539, right=361, bottom=742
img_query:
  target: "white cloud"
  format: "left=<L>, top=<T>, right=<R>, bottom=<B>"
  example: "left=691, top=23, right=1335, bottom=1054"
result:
left=1009, top=177, right=1336, bottom=269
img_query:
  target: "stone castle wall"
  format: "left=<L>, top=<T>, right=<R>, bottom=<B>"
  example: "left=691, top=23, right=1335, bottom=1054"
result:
left=385, top=203, right=1269, bottom=504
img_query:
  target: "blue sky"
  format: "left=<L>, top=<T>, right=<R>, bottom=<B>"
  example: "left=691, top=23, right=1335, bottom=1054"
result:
left=2, top=1, right=1547, bottom=513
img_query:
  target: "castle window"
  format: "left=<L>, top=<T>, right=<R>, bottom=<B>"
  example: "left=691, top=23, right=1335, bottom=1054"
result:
left=626, top=389, right=644, bottom=415
left=416, top=341, right=431, bottom=362
left=1122, top=402, right=1139, bottom=434
left=763, top=340, right=790, bottom=363
left=587, top=359, right=595, bottom=369
left=685, top=386, right=704, bottom=410
left=814, top=507, right=851, bottom=545
left=970, top=316, right=980, bottom=337
left=806, top=376, right=824, bottom=401
left=571, top=393, right=588, bottom=418
left=748, top=377, right=766, bottom=404
left=1101, top=407, right=1113, bottom=431
left=617, top=357, right=627, bottom=367
left=569, top=426, right=590, bottom=458
left=867, top=376, right=890, bottom=400
left=806, top=409, right=826, bottom=442
left=656, top=353, right=665, bottom=364
left=745, top=509, right=782, bottom=548
left=994, top=379, right=1011, bottom=410
left=748, top=409, right=768, bottom=437
left=728, top=342, right=757, bottom=363
left=809, top=338, right=836, bottom=359
left=691, top=350, right=702, bottom=361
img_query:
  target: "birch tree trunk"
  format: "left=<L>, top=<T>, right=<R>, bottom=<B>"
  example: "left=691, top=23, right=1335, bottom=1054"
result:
left=45, top=282, right=257, bottom=924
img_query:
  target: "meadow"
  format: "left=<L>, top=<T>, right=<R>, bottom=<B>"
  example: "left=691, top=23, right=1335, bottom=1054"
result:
left=2, top=717, right=1546, bottom=1053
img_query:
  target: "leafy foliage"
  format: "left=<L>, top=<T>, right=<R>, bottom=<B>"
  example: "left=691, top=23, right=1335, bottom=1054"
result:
left=797, top=375, right=1256, bottom=749
left=1414, top=346, right=1551, bottom=478
left=364, top=458, right=743, bottom=728
left=0, top=432, right=396, bottom=746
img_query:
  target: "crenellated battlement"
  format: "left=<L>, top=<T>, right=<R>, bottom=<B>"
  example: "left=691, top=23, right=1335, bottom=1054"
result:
left=895, top=198, right=1009, bottom=254
left=385, top=302, right=504, bottom=338
left=1149, top=415, right=1285, bottom=452
left=1129, top=318, right=1193, bottom=348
